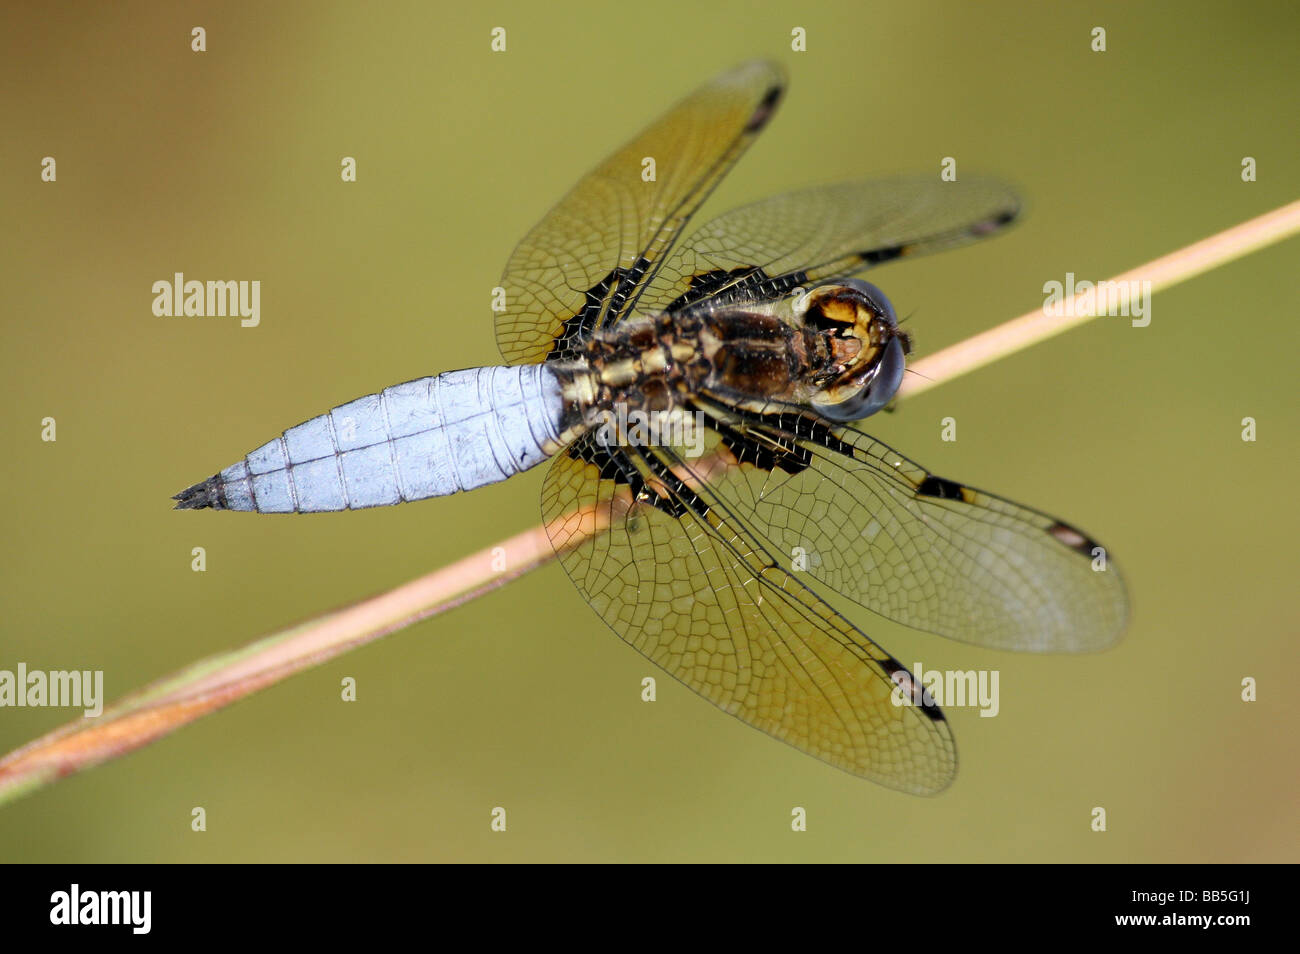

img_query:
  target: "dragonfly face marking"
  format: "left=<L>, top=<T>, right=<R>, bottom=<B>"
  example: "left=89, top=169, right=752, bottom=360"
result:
left=800, top=279, right=911, bottom=421
left=176, top=61, right=1127, bottom=794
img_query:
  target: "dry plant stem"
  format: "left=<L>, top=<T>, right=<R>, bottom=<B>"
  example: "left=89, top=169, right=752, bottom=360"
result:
left=901, top=198, right=1300, bottom=399
left=2, top=199, right=1298, bottom=806
left=0, top=523, right=562, bottom=803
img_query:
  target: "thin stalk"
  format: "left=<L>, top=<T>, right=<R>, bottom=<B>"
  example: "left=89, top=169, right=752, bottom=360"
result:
left=1, top=198, right=1297, bottom=807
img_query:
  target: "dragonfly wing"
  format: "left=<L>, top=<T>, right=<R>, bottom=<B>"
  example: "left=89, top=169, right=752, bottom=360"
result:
left=497, top=61, right=786, bottom=364
left=630, top=176, right=1019, bottom=317
left=686, top=398, right=1129, bottom=653
left=541, top=432, right=956, bottom=793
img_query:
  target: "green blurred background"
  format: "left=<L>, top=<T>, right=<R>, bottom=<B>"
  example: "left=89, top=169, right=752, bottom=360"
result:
left=2, top=1, right=1296, bottom=862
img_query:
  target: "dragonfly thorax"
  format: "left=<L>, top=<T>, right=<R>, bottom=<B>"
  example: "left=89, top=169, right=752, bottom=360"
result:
left=556, top=279, right=911, bottom=431
left=686, top=278, right=911, bottom=422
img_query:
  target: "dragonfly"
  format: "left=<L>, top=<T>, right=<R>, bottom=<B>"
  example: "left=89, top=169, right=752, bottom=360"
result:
left=175, top=61, right=1128, bottom=794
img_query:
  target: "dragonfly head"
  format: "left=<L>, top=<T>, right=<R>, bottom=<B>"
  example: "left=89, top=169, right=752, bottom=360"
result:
left=802, top=280, right=911, bottom=421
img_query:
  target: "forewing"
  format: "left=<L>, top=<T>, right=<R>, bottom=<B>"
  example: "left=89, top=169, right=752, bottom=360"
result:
left=631, top=176, right=1019, bottom=317
left=690, top=399, right=1129, bottom=652
left=541, top=433, right=956, bottom=794
left=497, top=61, right=786, bottom=365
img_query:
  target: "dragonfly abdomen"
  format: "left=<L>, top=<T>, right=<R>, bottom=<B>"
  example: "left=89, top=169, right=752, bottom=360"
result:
left=173, top=365, right=565, bottom=512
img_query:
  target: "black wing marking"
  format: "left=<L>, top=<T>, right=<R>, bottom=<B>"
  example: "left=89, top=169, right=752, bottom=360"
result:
left=629, top=176, right=1019, bottom=318
left=541, top=432, right=956, bottom=793
left=688, top=396, right=1128, bottom=653
left=496, top=61, right=786, bottom=365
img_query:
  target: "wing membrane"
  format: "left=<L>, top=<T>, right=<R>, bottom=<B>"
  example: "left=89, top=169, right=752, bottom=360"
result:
left=690, top=398, right=1129, bottom=652
left=631, top=176, right=1019, bottom=317
left=497, top=61, right=786, bottom=364
left=542, top=433, right=956, bottom=794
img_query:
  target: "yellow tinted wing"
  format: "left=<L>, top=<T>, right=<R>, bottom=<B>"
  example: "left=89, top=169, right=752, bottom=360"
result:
left=497, top=61, right=786, bottom=364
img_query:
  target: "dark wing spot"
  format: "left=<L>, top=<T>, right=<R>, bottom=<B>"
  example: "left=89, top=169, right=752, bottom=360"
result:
left=546, top=256, right=653, bottom=361
left=858, top=245, right=908, bottom=266
left=666, top=266, right=811, bottom=314
left=666, top=267, right=766, bottom=313
left=782, top=411, right=858, bottom=458
left=878, top=656, right=946, bottom=722
left=713, top=417, right=811, bottom=475
left=971, top=207, right=1019, bottom=236
left=743, top=83, right=785, bottom=133
left=1047, top=521, right=1098, bottom=555
left=642, top=451, right=711, bottom=519
left=916, top=475, right=973, bottom=503
left=568, top=439, right=687, bottom=517
left=701, top=404, right=859, bottom=469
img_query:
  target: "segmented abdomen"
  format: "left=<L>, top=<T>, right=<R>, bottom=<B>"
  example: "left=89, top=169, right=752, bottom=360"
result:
left=177, top=365, right=563, bottom=512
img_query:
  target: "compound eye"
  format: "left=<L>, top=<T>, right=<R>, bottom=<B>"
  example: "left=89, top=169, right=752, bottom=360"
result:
left=813, top=335, right=906, bottom=421
left=835, top=279, right=898, bottom=326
